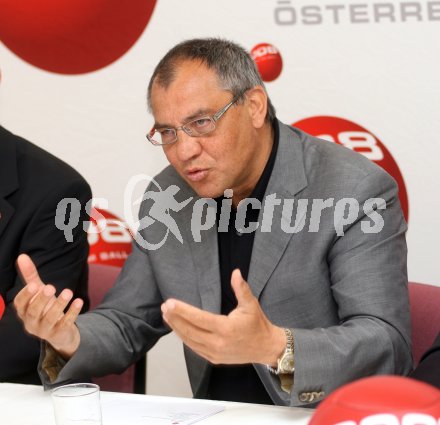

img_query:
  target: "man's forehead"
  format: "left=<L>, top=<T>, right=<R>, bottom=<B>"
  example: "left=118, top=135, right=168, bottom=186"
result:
left=151, top=93, right=224, bottom=128
left=150, top=63, right=229, bottom=125
left=152, top=61, right=220, bottom=96
left=152, top=62, right=219, bottom=91
left=161, top=58, right=215, bottom=82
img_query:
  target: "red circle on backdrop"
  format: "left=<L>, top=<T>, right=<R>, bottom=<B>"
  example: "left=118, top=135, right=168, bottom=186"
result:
left=251, top=43, right=283, bottom=82
left=309, top=376, right=440, bottom=425
left=0, top=295, right=5, bottom=320
left=0, top=0, right=157, bottom=74
left=88, top=208, right=132, bottom=268
left=293, top=116, right=409, bottom=222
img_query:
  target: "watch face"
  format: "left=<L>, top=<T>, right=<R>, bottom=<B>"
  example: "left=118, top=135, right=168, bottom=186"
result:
left=280, top=352, right=294, bottom=373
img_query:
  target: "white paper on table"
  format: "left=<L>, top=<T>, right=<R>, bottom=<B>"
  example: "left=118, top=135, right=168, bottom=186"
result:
left=102, top=398, right=225, bottom=425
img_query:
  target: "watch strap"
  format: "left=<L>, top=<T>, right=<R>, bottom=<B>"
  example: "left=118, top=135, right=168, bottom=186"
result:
left=267, top=328, right=294, bottom=375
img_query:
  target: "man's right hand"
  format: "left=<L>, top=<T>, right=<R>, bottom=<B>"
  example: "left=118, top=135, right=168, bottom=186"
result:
left=14, top=254, right=82, bottom=360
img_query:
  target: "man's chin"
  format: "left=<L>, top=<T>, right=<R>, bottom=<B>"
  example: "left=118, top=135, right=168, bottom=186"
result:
left=187, top=182, right=225, bottom=200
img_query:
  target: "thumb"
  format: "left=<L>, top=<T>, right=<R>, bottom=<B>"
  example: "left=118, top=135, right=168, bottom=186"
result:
left=231, top=269, right=254, bottom=306
left=16, top=254, right=44, bottom=289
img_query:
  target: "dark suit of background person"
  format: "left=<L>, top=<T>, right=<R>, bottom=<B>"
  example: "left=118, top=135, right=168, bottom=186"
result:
left=410, top=332, right=440, bottom=389
left=0, top=125, right=91, bottom=384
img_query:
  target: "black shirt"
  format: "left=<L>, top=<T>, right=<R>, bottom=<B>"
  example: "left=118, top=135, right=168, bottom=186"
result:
left=207, top=121, right=279, bottom=404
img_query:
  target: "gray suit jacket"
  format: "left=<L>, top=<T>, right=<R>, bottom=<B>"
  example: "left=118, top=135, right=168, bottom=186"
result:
left=48, top=121, right=411, bottom=406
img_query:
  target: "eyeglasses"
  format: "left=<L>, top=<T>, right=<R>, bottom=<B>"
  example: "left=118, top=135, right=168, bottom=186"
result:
left=147, top=92, right=243, bottom=146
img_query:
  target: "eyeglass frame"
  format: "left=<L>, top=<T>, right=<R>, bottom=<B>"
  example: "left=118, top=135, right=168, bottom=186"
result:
left=146, top=91, right=246, bottom=146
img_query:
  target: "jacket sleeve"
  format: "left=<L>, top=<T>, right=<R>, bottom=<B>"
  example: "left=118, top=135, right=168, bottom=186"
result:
left=259, top=168, right=412, bottom=407
left=39, top=240, right=171, bottom=388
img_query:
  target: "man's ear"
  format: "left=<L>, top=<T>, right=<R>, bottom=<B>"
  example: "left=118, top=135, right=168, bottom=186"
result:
left=245, top=86, right=268, bottom=129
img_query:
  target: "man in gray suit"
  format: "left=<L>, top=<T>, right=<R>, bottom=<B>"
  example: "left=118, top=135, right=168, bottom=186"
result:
left=14, top=38, right=412, bottom=406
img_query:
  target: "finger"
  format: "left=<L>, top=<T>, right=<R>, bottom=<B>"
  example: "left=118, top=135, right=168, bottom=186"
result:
left=61, top=298, right=84, bottom=326
left=164, top=308, right=212, bottom=343
left=230, top=269, right=254, bottom=306
left=161, top=300, right=215, bottom=346
left=42, top=296, right=57, bottom=316
left=26, top=284, right=57, bottom=322
left=161, top=301, right=210, bottom=335
left=170, top=322, right=237, bottom=365
left=161, top=299, right=221, bottom=332
left=180, top=338, right=218, bottom=363
left=16, top=254, right=45, bottom=288
left=169, top=317, right=215, bottom=354
left=14, top=282, right=41, bottom=317
left=42, top=289, right=74, bottom=324
left=173, top=331, right=210, bottom=360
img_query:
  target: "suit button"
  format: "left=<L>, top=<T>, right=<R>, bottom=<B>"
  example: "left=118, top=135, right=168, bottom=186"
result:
left=299, top=392, right=310, bottom=403
left=299, top=391, right=325, bottom=403
left=310, top=391, right=324, bottom=402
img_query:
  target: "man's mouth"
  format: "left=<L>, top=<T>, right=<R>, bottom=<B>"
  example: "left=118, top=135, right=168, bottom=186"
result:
left=185, top=168, right=209, bottom=182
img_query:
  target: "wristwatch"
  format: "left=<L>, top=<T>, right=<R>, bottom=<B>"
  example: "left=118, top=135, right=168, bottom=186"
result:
left=267, top=328, right=295, bottom=375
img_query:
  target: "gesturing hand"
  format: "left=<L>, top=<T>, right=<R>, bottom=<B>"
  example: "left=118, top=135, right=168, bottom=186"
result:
left=161, top=269, right=285, bottom=366
left=14, top=254, right=82, bottom=359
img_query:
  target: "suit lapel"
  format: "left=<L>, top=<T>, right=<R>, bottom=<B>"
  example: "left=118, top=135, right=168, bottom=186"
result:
left=247, top=122, right=308, bottom=300
left=171, top=175, right=221, bottom=315
left=0, top=199, right=15, bottom=240
left=183, top=198, right=221, bottom=315
left=174, top=184, right=220, bottom=398
left=0, top=126, right=19, bottom=239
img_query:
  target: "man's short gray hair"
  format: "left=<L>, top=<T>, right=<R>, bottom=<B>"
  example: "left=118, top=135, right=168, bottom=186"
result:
left=147, top=38, right=276, bottom=123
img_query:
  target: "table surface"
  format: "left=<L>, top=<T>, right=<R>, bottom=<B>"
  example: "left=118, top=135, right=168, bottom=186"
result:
left=0, top=383, right=314, bottom=425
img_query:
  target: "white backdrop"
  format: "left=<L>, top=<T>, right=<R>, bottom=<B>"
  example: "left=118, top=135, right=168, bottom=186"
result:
left=1, top=0, right=439, bottom=397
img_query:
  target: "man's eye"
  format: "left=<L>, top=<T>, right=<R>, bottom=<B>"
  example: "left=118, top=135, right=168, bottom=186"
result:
left=159, top=129, right=175, bottom=137
left=193, top=118, right=211, bottom=127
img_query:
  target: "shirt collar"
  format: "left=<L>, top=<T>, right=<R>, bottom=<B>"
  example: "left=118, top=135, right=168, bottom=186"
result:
left=248, top=119, right=279, bottom=203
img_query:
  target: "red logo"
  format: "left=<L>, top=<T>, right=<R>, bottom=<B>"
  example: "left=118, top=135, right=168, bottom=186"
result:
left=88, top=208, right=132, bottom=267
left=293, top=116, right=409, bottom=222
left=0, top=0, right=157, bottom=74
left=251, top=43, right=283, bottom=82
left=309, top=376, right=440, bottom=425
left=0, top=295, right=5, bottom=320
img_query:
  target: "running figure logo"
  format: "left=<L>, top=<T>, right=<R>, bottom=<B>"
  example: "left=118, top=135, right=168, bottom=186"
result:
left=124, top=174, right=193, bottom=251
left=138, top=185, right=192, bottom=242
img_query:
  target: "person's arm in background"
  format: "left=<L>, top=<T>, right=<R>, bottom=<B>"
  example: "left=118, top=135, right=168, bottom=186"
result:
left=0, top=177, right=91, bottom=384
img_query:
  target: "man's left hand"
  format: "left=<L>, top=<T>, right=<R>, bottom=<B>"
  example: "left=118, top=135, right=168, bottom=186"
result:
left=161, top=269, right=285, bottom=365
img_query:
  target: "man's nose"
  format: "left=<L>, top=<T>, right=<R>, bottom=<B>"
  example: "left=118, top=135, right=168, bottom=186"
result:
left=175, top=130, right=203, bottom=162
